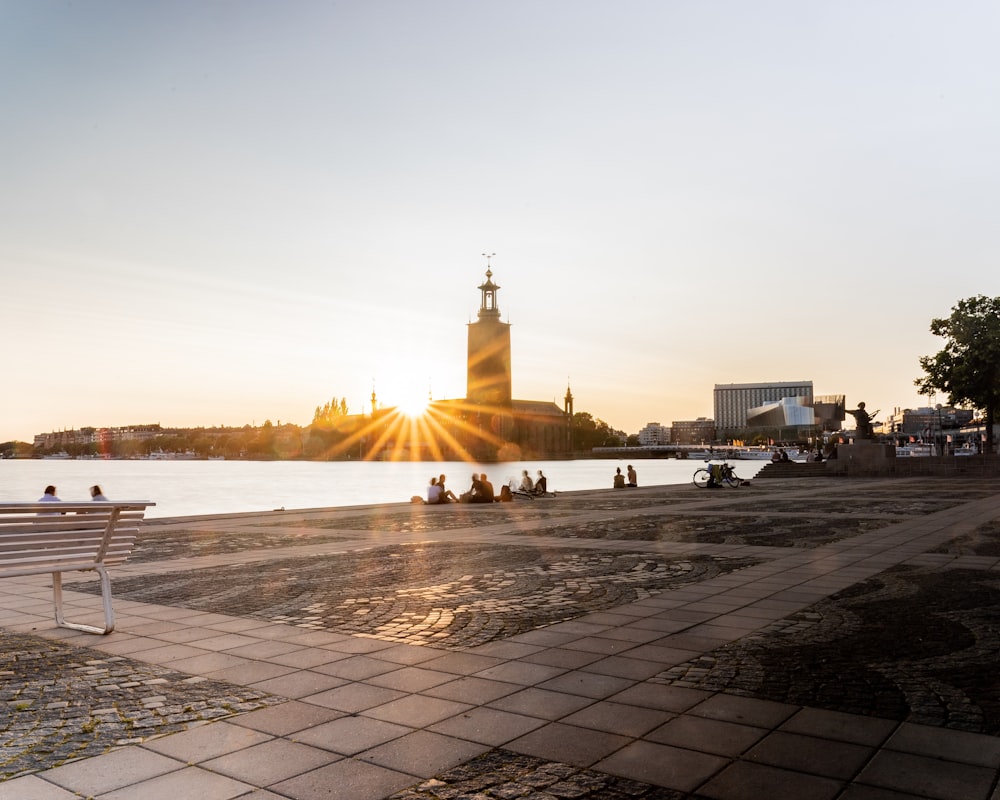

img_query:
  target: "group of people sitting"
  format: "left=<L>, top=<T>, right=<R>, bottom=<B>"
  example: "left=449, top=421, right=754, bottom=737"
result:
left=424, top=469, right=549, bottom=504
left=511, top=469, right=548, bottom=497
left=425, top=474, right=461, bottom=504
left=38, top=484, right=108, bottom=503
left=425, top=472, right=496, bottom=504
left=612, top=464, right=638, bottom=488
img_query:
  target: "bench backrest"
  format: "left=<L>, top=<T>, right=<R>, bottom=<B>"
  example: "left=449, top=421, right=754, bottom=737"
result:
left=0, top=502, right=153, bottom=577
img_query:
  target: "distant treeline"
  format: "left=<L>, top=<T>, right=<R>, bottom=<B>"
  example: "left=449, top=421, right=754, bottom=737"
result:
left=17, top=409, right=630, bottom=461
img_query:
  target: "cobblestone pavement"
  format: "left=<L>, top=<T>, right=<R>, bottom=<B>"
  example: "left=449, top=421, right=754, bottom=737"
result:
left=512, top=513, right=898, bottom=547
left=931, top=518, right=1000, bottom=556
left=390, top=749, right=697, bottom=800
left=70, top=544, right=758, bottom=647
left=654, top=562, right=1000, bottom=734
left=839, top=484, right=997, bottom=499
left=736, top=497, right=962, bottom=515
left=129, top=527, right=356, bottom=563
left=8, top=476, right=1000, bottom=795
left=131, top=496, right=692, bottom=561
left=0, top=630, right=282, bottom=779
left=296, top=491, right=705, bottom=534
left=297, top=505, right=570, bottom=533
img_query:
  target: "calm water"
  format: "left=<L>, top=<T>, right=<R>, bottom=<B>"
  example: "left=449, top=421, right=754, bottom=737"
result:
left=0, top=458, right=767, bottom=519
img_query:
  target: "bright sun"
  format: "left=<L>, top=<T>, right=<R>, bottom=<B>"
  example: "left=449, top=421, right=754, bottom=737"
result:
left=398, top=391, right=430, bottom=418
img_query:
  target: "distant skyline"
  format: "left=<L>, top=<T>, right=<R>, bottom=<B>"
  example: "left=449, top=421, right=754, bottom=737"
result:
left=3, top=1, right=998, bottom=443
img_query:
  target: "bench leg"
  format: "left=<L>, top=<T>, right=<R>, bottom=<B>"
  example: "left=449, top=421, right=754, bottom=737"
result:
left=52, top=567, right=116, bottom=635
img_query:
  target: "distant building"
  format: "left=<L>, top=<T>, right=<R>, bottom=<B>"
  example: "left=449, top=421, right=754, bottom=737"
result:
left=812, top=394, right=846, bottom=432
left=331, top=265, right=573, bottom=461
left=638, top=422, right=671, bottom=446
left=714, top=381, right=814, bottom=438
left=452, top=266, right=572, bottom=458
left=881, top=406, right=975, bottom=439
left=34, top=424, right=161, bottom=451
left=672, top=418, right=715, bottom=445
left=466, top=268, right=512, bottom=408
left=745, top=396, right=816, bottom=428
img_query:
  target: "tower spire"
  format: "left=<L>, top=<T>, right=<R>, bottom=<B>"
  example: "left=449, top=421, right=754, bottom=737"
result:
left=467, top=256, right=512, bottom=407
left=476, top=255, right=501, bottom=320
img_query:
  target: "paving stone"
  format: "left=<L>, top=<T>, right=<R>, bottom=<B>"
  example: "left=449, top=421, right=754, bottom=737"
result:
left=0, top=631, right=282, bottom=780
left=387, top=748, right=697, bottom=799
left=651, top=564, right=1000, bottom=734
left=70, top=544, right=757, bottom=648
left=7, top=476, right=1000, bottom=798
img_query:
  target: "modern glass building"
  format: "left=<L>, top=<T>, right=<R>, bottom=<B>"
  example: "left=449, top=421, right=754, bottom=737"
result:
left=714, top=381, right=814, bottom=436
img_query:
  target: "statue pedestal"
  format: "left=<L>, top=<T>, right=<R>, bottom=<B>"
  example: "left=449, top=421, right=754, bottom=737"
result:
left=828, top=440, right=896, bottom=476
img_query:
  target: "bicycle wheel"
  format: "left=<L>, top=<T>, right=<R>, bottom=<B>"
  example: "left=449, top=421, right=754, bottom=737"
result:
left=724, top=472, right=742, bottom=488
left=693, top=468, right=711, bottom=488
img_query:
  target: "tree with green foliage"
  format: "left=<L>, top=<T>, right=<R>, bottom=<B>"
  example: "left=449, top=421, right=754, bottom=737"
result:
left=1, top=441, right=33, bottom=458
left=916, top=295, right=1000, bottom=456
left=570, top=412, right=622, bottom=450
left=312, top=397, right=349, bottom=428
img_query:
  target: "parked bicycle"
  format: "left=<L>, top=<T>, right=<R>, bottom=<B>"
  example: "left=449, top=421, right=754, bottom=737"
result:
left=692, top=461, right=742, bottom=488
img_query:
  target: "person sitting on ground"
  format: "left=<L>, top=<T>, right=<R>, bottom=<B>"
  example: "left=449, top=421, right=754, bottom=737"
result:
left=613, top=467, right=626, bottom=488
left=626, top=464, right=637, bottom=487
left=519, top=470, right=534, bottom=493
left=780, top=448, right=790, bottom=462
left=90, top=484, right=108, bottom=501
left=460, top=473, right=479, bottom=503
left=438, top=474, right=458, bottom=502
left=470, top=472, right=495, bottom=503
left=426, top=476, right=442, bottom=504
left=534, top=470, right=548, bottom=495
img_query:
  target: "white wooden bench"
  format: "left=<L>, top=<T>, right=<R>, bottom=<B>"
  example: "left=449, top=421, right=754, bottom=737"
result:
left=0, top=501, right=154, bottom=634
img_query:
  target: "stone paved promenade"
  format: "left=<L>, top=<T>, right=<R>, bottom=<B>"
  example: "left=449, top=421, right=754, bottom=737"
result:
left=2, top=475, right=1000, bottom=799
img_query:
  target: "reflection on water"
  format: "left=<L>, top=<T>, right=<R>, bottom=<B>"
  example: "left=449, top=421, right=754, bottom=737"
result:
left=0, top=458, right=766, bottom=519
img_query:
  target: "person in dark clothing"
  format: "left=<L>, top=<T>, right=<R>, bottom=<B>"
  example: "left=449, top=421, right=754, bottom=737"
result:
left=470, top=473, right=495, bottom=503
left=534, top=470, right=548, bottom=494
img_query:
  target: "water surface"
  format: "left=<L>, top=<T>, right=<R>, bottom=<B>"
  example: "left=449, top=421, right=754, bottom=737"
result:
left=0, top=458, right=766, bottom=519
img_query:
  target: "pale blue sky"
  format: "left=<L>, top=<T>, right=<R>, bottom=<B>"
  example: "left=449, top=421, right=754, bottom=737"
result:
left=2, top=1, right=998, bottom=442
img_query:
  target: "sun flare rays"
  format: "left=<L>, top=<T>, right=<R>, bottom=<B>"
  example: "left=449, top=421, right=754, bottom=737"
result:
left=313, top=399, right=509, bottom=463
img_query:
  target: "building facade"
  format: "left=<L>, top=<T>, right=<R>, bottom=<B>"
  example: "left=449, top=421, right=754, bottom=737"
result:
left=466, top=267, right=513, bottom=407
left=638, top=422, right=671, bottom=446
left=880, top=406, right=975, bottom=438
left=460, top=267, right=570, bottom=459
left=342, top=265, right=573, bottom=461
left=671, top=418, right=715, bottom=445
left=812, top=394, right=846, bottom=432
left=714, top=381, right=814, bottom=437
left=745, top=396, right=816, bottom=428
left=34, top=424, right=162, bottom=451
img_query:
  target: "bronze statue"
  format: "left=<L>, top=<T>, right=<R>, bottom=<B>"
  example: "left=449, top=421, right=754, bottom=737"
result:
left=846, top=401, right=878, bottom=440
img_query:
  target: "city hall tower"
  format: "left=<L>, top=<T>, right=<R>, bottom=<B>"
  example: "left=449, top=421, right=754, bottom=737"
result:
left=467, top=266, right=512, bottom=408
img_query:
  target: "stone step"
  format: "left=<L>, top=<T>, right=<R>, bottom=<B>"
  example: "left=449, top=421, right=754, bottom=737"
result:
left=753, top=461, right=830, bottom=479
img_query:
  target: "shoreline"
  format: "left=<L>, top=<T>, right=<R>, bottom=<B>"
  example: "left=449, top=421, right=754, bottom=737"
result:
left=141, top=483, right=660, bottom=525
